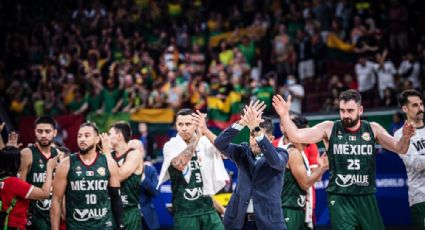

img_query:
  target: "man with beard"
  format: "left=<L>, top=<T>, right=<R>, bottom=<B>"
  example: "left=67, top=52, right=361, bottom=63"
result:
left=101, top=121, right=144, bottom=229
left=273, top=89, right=415, bottom=230
left=50, top=122, right=124, bottom=230
left=394, top=89, right=425, bottom=229
left=19, top=116, right=63, bottom=229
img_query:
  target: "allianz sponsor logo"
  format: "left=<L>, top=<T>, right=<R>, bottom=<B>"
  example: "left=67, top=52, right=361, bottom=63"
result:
left=335, top=174, right=369, bottom=187
left=73, top=208, right=108, bottom=221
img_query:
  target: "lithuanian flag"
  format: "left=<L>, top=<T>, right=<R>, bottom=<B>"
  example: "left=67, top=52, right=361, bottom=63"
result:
left=207, top=92, right=242, bottom=130
left=326, top=32, right=357, bottom=63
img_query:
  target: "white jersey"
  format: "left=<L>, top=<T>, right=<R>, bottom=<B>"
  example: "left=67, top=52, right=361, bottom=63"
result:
left=394, top=126, right=425, bottom=206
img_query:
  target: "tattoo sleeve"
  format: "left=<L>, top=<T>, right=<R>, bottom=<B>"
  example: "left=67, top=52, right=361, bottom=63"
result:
left=171, top=141, right=197, bottom=171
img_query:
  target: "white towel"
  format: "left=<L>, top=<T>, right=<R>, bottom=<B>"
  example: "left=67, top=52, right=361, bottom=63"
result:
left=157, top=134, right=229, bottom=195
left=301, top=150, right=314, bottom=229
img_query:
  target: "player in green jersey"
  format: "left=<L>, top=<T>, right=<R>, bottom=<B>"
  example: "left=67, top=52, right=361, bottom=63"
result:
left=50, top=122, right=124, bottom=230
left=158, top=109, right=225, bottom=230
left=101, top=121, right=144, bottom=230
left=280, top=116, right=328, bottom=229
left=273, top=89, right=415, bottom=230
left=18, top=116, right=64, bottom=229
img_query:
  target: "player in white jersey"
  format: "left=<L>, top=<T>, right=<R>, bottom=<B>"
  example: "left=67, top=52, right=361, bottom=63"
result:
left=394, top=89, right=425, bottom=229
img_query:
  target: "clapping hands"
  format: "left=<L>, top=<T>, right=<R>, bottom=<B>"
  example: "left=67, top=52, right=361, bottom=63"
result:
left=240, top=100, right=266, bottom=130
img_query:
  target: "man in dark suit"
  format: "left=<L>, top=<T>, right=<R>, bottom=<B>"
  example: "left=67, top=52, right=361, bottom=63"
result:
left=214, top=101, right=289, bottom=230
left=140, top=163, right=160, bottom=230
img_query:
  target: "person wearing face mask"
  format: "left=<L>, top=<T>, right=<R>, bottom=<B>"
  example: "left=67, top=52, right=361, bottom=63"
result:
left=280, top=75, right=304, bottom=114
left=394, top=89, right=425, bottom=229
left=214, top=101, right=289, bottom=230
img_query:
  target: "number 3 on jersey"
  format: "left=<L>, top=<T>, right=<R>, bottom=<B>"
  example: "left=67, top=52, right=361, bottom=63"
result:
left=347, top=159, right=360, bottom=170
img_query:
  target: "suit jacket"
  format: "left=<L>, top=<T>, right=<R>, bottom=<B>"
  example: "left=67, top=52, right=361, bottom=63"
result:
left=214, top=125, right=289, bottom=230
left=140, top=164, right=160, bottom=230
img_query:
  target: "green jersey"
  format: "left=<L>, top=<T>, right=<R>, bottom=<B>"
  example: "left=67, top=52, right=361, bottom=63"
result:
left=66, top=153, right=113, bottom=229
left=281, top=146, right=307, bottom=209
left=27, top=144, right=58, bottom=222
left=111, top=150, right=142, bottom=209
left=327, top=120, right=377, bottom=195
left=168, top=154, right=215, bottom=218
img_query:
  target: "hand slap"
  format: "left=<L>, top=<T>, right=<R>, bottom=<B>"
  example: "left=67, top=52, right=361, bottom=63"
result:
left=272, top=94, right=291, bottom=117
left=402, top=121, right=416, bottom=138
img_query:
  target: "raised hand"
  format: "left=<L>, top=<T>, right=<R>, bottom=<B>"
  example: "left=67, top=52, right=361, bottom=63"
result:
left=191, top=127, right=203, bottom=146
left=47, top=155, right=60, bottom=170
left=6, top=131, right=22, bottom=148
left=99, top=132, right=111, bottom=154
left=192, top=110, right=208, bottom=135
left=244, top=104, right=264, bottom=130
left=402, top=121, right=416, bottom=139
left=272, top=94, right=291, bottom=117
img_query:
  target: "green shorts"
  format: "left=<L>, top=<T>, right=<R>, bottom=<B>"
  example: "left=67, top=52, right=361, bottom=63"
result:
left=411, top=201, right=425, bottom=230
left=282, top=207, right=307, bottom=230
left=174, top=211, right=224, bottom=230
left=327, top=193, right=384, bottom=230
left=123, top=206, right=142, bottom=230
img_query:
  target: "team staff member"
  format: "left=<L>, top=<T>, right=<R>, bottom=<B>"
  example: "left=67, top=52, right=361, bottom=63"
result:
left=214, top=101, right=288, bottom=230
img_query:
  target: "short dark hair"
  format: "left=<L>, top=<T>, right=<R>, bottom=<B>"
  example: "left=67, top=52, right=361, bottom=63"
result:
left=291, top=115, right=308, bottom=129
left=398, top=89, right=423, bottom=106
left=176, top=108, right=195, bottom=117
left=0, top=146, right=21, bottom=177
left=35, top=116, right=57, bottom=129
left=339, top=89, right=362, bottom=105
left=80, top=121, right=100, bottom=135
left=111, top=121, right=132, bottom=143
left=259, top=117, right=274, bottom=135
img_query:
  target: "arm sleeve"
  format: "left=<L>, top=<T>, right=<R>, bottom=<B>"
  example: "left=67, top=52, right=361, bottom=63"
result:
left=257, top=136, right=288, bottom=171
left=108, top=187, right=124, bottom=229
left=141, top=167, right=159, bottom=197
left=214, top=125, right=246, bottom=163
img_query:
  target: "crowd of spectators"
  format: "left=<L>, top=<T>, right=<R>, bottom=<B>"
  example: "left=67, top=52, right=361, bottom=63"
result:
left=0, top=0, right=425, bottom=127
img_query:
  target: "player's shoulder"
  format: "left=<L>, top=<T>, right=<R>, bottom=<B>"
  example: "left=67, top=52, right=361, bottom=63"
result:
left=21, top=146, right=32, bottom=154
